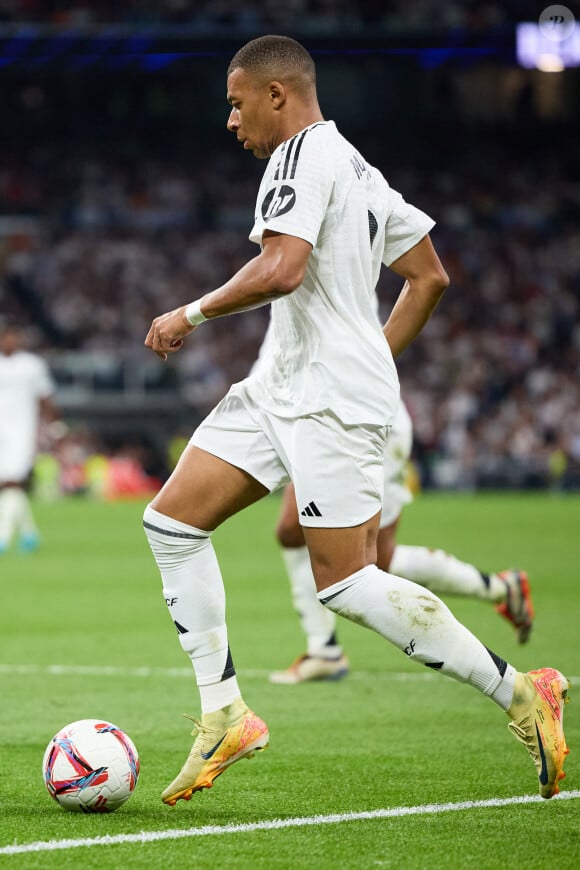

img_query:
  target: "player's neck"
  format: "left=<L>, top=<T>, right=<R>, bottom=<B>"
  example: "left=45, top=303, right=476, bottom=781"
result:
left=279, top=107, right=325, bottom=146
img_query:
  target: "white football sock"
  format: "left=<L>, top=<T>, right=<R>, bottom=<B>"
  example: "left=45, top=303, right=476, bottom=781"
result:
left=281, top=546, right=341, bottom=657
left=318, top=564, right=515, bottom=710
left=0, top=489, right=17, bottom=545
left=390, top=545, right=506, bottom=602
left=143, top=504, right=240, bottom=714
left=16, top=488, right=38, bottom=538
left=0, top=487, right=37, bottom=546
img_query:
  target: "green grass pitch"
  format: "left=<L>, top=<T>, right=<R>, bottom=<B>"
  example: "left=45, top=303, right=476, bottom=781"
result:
left=0, top=492, right=579, bottom=868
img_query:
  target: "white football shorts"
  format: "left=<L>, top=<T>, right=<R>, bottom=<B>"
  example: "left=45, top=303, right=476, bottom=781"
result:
left=191, top=381, right=387, bottom=528
left=0, top=429, right=35, bottom=483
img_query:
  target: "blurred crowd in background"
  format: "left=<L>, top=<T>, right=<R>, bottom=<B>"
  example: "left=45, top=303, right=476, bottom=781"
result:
left=0, top=0, right=536, bottom=31
left=1, top=10, right=578, bottom=493
left=3, top=130, right=578, bottom=493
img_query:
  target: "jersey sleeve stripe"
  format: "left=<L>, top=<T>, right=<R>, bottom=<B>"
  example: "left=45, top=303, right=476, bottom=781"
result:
left=276, top=122, right=327, bottom=181
left=289, top=129, right=309, bottom=179
left=274, top=142, right=288, bottom=180
left=282, top=134, right=298, bottom=179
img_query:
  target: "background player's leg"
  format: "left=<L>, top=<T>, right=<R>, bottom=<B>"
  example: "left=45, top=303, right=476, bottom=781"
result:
left=0, top=484, right=38, bottom=553
left=380, top=525, right=534, bottom=642
left=0, top=485, right=18, bottom=551
left=15, top=483, right=40, bottom=551
left=390, top=543, right=505, bottom=599
left=270, top=484, right=348, bottom=684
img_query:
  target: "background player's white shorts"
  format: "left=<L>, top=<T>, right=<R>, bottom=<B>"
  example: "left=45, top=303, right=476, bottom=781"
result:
left=191, top=381, right=387, bottom=528
left=0, top=430, right=35, bottom=483
left=379, top=400, right=414, bottom=528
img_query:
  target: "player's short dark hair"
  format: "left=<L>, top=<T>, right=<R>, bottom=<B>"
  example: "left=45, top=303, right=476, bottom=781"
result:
left=227, top=35, right=316, bottom=92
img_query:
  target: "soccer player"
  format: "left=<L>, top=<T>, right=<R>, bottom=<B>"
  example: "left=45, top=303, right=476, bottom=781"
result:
left=143, top=35, right=569, bottom=806
left=0, top=322, right=57, bottom=553
left=270, top=399, right=534, bottom=683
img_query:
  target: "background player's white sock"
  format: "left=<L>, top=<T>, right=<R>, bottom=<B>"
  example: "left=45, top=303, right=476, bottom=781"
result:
left=0, top=487, right=37, bottom=547
left=143, top=504, right=240, bottom=714
left=318, top=564, right=515, bottom=710
left=15, top=488, right=38, bottom=540
left=390, top=544, right=506, bottom=602
left=281, top=545, right=342, bottom=658
left=0, top=488, right=17, bottom=546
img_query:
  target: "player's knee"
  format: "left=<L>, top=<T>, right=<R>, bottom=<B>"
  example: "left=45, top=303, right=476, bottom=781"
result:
left=275, top=515, right=305, bottom=548
left=143, top=503, right=211, bottom=567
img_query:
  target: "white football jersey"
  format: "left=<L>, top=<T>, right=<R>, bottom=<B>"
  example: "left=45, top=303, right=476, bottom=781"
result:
left=245, top=120, right=434, bottom=426
left=0, top=351, right=54, bottom=480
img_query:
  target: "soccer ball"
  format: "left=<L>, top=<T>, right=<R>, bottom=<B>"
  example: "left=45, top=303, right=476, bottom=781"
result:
left=42, top=719, right=140, bottom=813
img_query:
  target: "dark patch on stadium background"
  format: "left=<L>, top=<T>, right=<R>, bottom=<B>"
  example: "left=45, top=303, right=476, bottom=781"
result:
left=261, top=185, right=297, bottom=221
left=0, top=29, right=514, bottom=74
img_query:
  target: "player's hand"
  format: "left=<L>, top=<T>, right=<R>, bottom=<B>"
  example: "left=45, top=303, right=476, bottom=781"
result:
left=145, top=306, right=195, bottom=360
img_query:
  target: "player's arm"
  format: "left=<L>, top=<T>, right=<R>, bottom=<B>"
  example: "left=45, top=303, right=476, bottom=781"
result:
left=383, top=234, right=449, bottom=358
left=39, top=396, right=58, bottom=423
left=200, top=230, right=311, bottom=317
left=145, top=231, right=311, bottom=360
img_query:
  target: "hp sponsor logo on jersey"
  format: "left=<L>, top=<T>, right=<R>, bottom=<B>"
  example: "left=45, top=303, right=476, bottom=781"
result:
left=261, top=184, right=296, bottom=221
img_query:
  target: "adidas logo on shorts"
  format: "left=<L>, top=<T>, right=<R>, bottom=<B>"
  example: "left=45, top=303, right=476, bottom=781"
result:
left=300, top=501, right=322, bottom=517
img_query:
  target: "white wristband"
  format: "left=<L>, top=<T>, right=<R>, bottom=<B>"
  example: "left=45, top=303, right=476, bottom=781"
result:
left=185, top=299, right=208, bottom=326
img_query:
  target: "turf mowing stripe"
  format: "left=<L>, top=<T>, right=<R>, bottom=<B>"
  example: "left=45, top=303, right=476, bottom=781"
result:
left=1, top=791, right=579, bottom=856
left=2, top=664, right=578, bottom=682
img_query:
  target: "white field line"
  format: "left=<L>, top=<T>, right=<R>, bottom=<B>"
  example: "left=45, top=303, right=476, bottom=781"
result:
left=1, top=791, right=579, bottom=857
left=0, top=664, right=440, bottom=680
left=0, top=663, right=578, bottom=683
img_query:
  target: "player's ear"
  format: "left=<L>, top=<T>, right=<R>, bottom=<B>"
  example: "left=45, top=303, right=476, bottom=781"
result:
left=268, top=81, right=286, bottom=110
